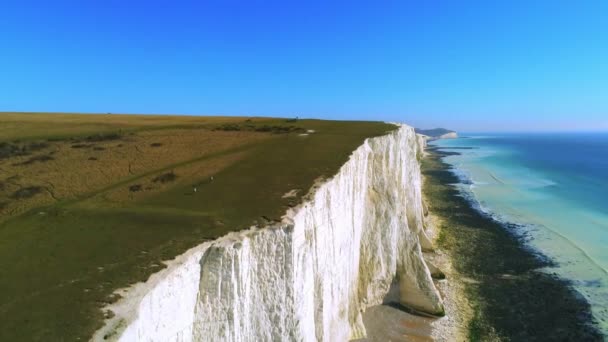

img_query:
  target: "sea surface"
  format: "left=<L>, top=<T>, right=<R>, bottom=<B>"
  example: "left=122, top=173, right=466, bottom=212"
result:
left=432, top=132, right=608, bottom=334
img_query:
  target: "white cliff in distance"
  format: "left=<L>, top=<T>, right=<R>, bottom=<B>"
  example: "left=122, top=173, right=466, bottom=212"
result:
left=92, top=124, right=443, bottom=342
left=437, top=132, right=458, bottom=139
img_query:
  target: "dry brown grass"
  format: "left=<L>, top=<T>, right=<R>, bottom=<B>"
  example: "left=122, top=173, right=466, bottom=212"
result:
left=0, top=125, right=272, bottom=220
left=0, top=112, right=250, bottom=141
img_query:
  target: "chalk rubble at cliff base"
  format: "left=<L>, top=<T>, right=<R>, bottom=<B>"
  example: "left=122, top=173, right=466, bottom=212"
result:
left=92, top=124, right=444, bottom=342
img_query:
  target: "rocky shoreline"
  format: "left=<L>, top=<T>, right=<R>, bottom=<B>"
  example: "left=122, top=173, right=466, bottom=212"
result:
left=422, top=146, right=603, bottom=341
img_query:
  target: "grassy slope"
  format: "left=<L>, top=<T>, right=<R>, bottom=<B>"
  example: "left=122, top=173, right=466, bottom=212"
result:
left=0, top=112, right=248, bottom=141
left=422, top=147, right=602, bottom=341
left=0, top=113, right=395, bottom=341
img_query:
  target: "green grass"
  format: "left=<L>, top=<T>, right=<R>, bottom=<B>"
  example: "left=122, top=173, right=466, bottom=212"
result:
left=0, top=113, right=395, bottom=341
left=140, top=119, right=395, bottom=229
left=422, top=147, right=602, bottom=341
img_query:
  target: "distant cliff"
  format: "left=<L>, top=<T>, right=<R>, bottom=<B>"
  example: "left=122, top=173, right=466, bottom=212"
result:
left=415, top=128, right=458, bottom=140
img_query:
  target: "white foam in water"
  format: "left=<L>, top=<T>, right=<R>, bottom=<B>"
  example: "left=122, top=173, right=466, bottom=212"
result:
left=92, top=125, right=444, bottom=342
left=434, top=136, right=608, bottom=335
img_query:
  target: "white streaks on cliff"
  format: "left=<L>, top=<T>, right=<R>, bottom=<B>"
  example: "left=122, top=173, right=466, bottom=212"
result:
left=92, top=124, right=443, bottom=342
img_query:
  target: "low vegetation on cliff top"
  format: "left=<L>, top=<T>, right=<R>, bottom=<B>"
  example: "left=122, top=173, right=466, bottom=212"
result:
left=0, top=112, right=395, bottom=341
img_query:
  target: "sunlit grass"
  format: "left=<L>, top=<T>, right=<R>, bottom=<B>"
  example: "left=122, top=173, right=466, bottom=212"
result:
left=0, top=112, right=395, bottom=341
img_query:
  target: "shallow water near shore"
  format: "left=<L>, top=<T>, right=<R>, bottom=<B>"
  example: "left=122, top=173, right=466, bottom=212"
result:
left=433, top=132, right=608, bottom=334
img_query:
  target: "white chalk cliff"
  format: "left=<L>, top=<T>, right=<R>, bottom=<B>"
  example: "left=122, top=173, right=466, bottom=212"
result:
left=438, top=132, right=458, bottom=139
left=93, top=124, right=443, bottom=342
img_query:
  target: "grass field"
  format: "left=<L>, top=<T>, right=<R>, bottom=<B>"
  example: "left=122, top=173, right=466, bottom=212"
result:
left=0, top=112, right=395, bottom=341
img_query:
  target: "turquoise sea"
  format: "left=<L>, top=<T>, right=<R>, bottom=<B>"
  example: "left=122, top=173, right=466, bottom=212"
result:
left=432, top=133, right=608, bottom=334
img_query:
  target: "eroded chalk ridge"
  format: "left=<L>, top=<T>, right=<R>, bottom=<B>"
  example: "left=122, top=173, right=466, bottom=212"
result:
left=93, top=124, right=443, bottom=342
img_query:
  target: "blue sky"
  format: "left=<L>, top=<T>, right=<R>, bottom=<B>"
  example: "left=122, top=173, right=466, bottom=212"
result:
left=1, top=1, right=607, bottom=131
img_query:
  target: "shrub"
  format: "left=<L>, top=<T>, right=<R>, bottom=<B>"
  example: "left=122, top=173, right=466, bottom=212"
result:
left=71, top=144, right=90, bottom=149
left=47, top=137, right=65, bottom=142
left=129, top=184, right=143, bottom=192
left=11, top=186, right=44, bottom=199
left=84, top=132, right=122, bottom=142
left=212, top=124, right=241, bottom=131
left=153, top=171, right=177, bottom=184
left=0, top=141, right=50, bottom=160
left=0, top=142, right=22, bottom=159
left=254, top=125, right=272, bottom=132
left=27, top=142, right=49, bottom=151
left=16, top=155, right=54, bottom=166
left=255, top=125, right=305, bottom=134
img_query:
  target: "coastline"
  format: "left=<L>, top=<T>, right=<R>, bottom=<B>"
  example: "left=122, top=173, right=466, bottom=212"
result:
left=424, top=207, right=472, bottom=341
left=422, top=146, right=603, bottom=340
left=353, top=141, right=471, bottom=342
left=93, top=125, right=445, bottom=341
left=354, top=221, right=469, bottom=342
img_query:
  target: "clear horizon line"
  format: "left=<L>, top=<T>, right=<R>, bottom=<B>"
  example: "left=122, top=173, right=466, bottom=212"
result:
left=2, top=111, right=606, bottom=133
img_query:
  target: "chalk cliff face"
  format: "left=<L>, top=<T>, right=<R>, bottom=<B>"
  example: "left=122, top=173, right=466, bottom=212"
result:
left=413, top=128, right=457, bottom=140
left=438, top=132, right=458, bottom=139
left=93, top=124, right=443, bottom=342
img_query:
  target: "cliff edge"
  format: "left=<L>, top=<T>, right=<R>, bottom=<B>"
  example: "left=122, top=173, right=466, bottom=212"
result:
left=92, top=124, right=443, bottom=342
